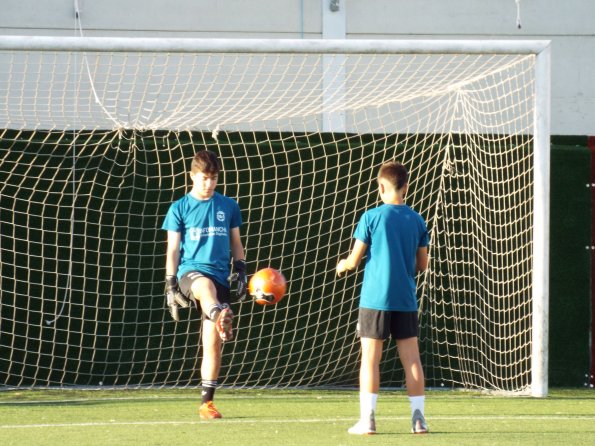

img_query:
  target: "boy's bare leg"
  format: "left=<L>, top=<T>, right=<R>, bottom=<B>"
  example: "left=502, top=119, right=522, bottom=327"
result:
left=349, top=337, right=383, bottom=435
left=191, top=276, right=220, bottom=317
left=191, top=275, right=233, bottom=342
left=201, top=318, right=222, bottom=383
left=194, top=278, right=221, bottom=377
left=396, top=337, right=424, bottom=396
left=191, top=277, right=224, bottom=380
left=360, top=337, right=383, bottom=393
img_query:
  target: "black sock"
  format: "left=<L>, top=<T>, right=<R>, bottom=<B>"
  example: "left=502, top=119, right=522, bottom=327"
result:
left=202, top=380, right=217, bottom=403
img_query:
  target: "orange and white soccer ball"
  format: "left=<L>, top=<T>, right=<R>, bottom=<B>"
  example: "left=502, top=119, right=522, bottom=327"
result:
left=248, top=267, right=287, bottom=305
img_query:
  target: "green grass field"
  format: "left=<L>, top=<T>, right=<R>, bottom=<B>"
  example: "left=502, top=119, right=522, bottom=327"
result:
left=0, top=388, right=594, bottom=445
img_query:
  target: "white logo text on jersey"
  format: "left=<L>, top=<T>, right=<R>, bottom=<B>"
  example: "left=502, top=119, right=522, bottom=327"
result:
left=189, top=226, right=228, bottom=241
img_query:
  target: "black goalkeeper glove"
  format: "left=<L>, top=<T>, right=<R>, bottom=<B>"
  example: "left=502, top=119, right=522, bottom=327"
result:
left=228, top=260, right=248, bottom=302
left=165, top=275, right=191, bottom=321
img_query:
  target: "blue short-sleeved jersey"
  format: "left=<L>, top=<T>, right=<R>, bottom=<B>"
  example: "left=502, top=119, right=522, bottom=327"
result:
left=353, top=204, right=429, bottom=311
left=161, top=192, right=242, bottom=288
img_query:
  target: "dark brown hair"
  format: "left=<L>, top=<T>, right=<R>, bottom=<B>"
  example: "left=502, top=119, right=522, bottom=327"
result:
left=191, top=150, right=221, bottom=175
left=378, top=161, right=408, bottom=190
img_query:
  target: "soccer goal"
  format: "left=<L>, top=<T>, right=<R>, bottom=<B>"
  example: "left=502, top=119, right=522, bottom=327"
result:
left=0, top=36, right=550, bottom=396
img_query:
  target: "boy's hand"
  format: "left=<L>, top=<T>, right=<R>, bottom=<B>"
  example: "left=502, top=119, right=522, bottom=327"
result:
left=336, top=259, right=348, bottom=277
left=165, top=275, right=190, bottom=321
left=232, top=260, right=248, bottom=301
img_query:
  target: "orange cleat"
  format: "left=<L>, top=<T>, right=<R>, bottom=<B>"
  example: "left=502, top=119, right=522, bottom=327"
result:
left=199, top=401, right=222, bottom=419
left=215, top=307, right=234, bottom=342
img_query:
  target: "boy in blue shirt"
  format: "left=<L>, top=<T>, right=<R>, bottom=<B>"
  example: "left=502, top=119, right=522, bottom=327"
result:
left=337, top=161, right=429, bottom=435
left=162, top=150, right=247, bottom=420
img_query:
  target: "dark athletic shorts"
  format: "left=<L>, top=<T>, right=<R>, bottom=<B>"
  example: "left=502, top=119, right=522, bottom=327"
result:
left=358, top=308, right=419, bottom=340
left=179, top=271, right=231, bottom=320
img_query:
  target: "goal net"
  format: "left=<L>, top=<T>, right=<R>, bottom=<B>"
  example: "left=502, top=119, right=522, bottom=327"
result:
left=0, top=37, right=550, bottom=395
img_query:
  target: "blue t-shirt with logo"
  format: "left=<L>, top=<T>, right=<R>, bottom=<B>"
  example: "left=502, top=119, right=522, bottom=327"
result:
left=353, top=204, right=429, bottom=311
left=161, top=192, right=242, bottom=288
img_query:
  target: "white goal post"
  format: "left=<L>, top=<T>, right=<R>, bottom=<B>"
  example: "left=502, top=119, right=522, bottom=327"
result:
left=0, top=36, right=550, bottom=396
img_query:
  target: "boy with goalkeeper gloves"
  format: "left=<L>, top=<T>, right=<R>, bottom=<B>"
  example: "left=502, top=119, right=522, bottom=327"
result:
left=337, top=161, right=429, bottom=435
left=162, top=150, right=247, bottom=419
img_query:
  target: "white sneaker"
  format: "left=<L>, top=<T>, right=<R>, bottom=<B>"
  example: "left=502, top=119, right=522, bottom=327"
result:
left=411, top=409, right=429, bottom=434
left=348, top=419, right=376, bottom=435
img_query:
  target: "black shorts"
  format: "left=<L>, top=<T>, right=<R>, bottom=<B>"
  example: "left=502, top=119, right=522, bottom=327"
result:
left=358, top=308, right=419, bottom=340
left=178, top=271, right=231, bottom=319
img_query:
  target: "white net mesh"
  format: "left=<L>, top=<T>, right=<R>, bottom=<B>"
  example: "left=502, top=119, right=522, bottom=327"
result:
left=0, top=39, right=538, bottom=391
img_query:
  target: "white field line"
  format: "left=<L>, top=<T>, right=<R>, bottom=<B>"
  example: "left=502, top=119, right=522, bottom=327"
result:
left=1, top=415, right=595, bottom=429
left=0, top=395, right=340, bottom=405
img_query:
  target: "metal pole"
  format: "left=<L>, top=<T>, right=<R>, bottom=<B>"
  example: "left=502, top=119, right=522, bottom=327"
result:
left=531, top=43, right=551, bottom=398
left=0, top=35, right=551, bottom=55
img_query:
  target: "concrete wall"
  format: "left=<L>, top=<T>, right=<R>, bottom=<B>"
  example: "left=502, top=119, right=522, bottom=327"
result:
left=0, top=0, right=593, bottom=135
